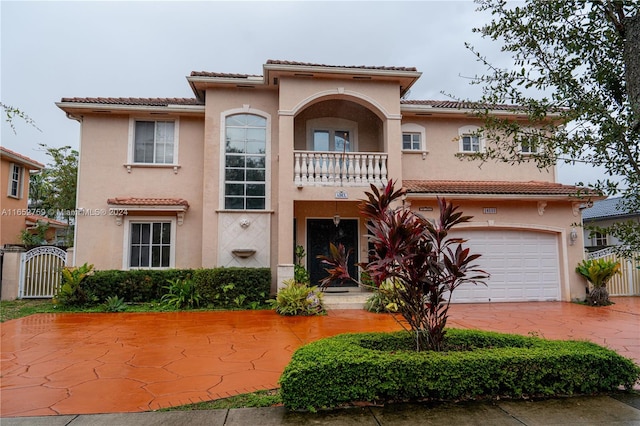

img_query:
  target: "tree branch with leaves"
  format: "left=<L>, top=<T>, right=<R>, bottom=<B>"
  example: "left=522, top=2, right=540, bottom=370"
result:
left=460, top=0, right=639, bottom=254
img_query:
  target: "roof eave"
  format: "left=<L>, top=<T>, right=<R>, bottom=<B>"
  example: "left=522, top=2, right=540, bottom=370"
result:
left=406, top=192, right=598, bottom=201
left=0, top=149, right=44, bottom=170
left=56, top=102, right=205, bottom=115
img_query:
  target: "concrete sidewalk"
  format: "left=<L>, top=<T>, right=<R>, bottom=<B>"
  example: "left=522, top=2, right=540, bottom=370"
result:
left=2, top=394, right=639, bottom=425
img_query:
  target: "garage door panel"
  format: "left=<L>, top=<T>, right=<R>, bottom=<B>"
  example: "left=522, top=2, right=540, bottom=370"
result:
left=450, top=230, right=560, bottom=303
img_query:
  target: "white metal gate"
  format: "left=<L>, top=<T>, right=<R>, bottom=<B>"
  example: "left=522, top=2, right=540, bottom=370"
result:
left=19, top=246, right=67, bottom=298
left=587, top=248, right=640, bottom=296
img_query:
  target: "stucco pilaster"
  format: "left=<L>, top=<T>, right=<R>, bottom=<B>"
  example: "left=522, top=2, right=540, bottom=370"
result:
left=384, top=116, right=403, bottom=185
left=276, top=113, right=295, bottom=281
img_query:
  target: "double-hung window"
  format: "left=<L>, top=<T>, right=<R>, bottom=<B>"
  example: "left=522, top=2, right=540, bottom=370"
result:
left=593, top=231, right=608, bottom=247
left=402, top=133, right=421, bottom=151
left=461, top=134, right=481, bottom=153
left=224, top=114, right=267, bottom=210
left=134, top=120, right=175, bottom=164
left=8, top=163, right=23, bottom=198
left=129, top=222, right=172, bottom=268
left=520, top=136, right=539, bottom=154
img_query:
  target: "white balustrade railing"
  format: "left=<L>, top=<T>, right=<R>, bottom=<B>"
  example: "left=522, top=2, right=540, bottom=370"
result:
left=294, top=151, right=387, bottom=187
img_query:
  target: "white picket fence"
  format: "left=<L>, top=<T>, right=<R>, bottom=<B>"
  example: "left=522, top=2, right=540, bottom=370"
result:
left=586, top=248, right=640, bottom=296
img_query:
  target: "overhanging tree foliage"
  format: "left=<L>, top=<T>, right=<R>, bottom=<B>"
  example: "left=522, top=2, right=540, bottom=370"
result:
left=464, top=0, right=639, bottom=254
left=29, top=144, right=78, bottom=246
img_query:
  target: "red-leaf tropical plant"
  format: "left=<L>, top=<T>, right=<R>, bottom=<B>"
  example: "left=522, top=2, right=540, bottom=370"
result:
left=319, top=180, right=489, bottom=352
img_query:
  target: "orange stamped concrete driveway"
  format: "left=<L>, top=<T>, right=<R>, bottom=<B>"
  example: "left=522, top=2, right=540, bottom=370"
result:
left=1, top=298, right=638, bottom=417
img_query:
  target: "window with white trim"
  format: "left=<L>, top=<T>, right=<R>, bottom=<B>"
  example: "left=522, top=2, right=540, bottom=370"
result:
left=461, top=134, right=480, bottom=152
left=133, top=120, right=176, bottom=164
left=8, top=163, right=23, bottom=198
left=592, top=231, right=608, bottom=247
left=224, top=113, right=267, bottom=210
left=458, top=125, right=483, bottom=153
left=401, top=123, right=426, bottom=152
left=129, top=221, right=172, bottom=268
left=402, top=133, right=421, bottom=150
left=520, top=135, right=540, bottom=154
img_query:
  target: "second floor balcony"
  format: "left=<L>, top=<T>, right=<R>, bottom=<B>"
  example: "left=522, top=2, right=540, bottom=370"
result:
left=294, top=151, right=388, bottom=187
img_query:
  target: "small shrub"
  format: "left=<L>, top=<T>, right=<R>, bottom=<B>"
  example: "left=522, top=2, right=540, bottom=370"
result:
left=364, top=279, right=404, bottom=313
left=268, top=279, right=325, bottom=316
left=280, top=329, right=640, bottom=411
left=161, top=278, right=201, bottom=309
left=576, top=259, right=621, bottom=306
left=294, top=245, right=311, bottom=285
left=102, top=295, right=127, bottom=312
left=53, top=263, right=96, bottom=307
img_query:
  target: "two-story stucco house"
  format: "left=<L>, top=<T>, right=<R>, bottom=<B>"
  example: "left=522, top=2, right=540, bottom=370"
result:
left=57, top=60, right=596, bottom=303
left=1, top=147, right=44, bottom=246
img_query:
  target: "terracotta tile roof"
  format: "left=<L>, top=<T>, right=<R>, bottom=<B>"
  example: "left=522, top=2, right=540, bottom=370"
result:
left=403, top=180, right=591, bottom=196
left=107, top=197, right=190, bottom=208
left=0, top=146, right=44, bottom=169
left=401, top=100, right=524, bottom=111
left=266, top=59, right=418, bottom=72
left=190, top=71, right=263, bottom=79
left=60, top=97, right=202, bottom=106
left=25, top=215, right=68, bottom=228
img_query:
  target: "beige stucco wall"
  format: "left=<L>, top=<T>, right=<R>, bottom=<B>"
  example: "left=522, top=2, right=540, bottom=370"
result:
left=400, top=117, right=556, bottom=182
left=73, top=114, right=205, bottom=270
left=201, top=88, right=279, bottom=283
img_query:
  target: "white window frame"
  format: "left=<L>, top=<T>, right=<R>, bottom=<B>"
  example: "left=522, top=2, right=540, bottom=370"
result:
left=401, top=123, right=426, bottom=152
left=127, top=117, right=180, bottom=165
left=519, top=130, right=542, bottom=155
left=122, top=216, right=176, bottom=270
left=592, top=231, right=608, bottom=247
left=306, top=117, right=358, bottom=152
left=8, top=163, right=24, bottom=199
left=219, top=107, right=272, bottom=211
left=458, top=125, right=484, bottom=153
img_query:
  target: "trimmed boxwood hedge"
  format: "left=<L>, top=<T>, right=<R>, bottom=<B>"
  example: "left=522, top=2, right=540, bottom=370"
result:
left=279, top=329, right=640, bottom=411
left=82, top=267, right=271, bottom=307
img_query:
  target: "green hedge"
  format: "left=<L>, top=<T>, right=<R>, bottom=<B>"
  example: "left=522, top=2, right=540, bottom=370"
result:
left=83, top=269, right=192, bottom=303
left=279, top=329, right=640, bottom=411
left=192, top=267, right=271, bottom=307
left=83, top=267, right=271, bottom=307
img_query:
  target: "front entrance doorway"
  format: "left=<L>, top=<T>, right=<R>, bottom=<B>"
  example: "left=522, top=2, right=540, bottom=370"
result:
left=307, top=219, right=358, bottom=288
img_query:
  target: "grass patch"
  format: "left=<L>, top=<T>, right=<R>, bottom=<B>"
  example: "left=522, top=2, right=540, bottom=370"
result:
left=0, top=299, right=55, bottom=322
left=161, top=389, right=282, bottom=411
left=0, top=299, right=271, bottom=322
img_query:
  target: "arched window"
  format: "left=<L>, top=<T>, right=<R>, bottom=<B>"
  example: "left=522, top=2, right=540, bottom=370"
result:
left=224, top=113, right=267, bottom=210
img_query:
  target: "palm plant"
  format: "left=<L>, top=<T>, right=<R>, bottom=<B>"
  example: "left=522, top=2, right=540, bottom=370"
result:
left=576, top=259, right=621, bottom=306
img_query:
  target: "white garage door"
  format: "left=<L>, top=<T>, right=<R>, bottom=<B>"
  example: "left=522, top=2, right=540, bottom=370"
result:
left=449, top=230, right=560, bottom=303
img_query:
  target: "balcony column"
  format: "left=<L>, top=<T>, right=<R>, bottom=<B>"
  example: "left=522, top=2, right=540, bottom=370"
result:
left=277, top=113, right=295, bottom=290
left=384, top=116, right=403, bottom=186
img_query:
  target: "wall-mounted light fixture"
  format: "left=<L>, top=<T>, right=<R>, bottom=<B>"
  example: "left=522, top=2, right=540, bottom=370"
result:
left=569, top=227, right=578, bottom=245
left=333, top=201, right=340, bottom=227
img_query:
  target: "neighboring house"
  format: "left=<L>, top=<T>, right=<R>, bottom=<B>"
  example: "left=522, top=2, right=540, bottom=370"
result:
left=582, top=197, right=640, bottom=251
left=0, top=147, right=44, bottom=246
left=24, top=214, right=69, bottom=246
left=57, top=59, right=599, bottom=303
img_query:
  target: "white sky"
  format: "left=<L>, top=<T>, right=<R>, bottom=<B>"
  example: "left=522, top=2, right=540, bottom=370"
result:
left=0, top=0, right=614, bottom=186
